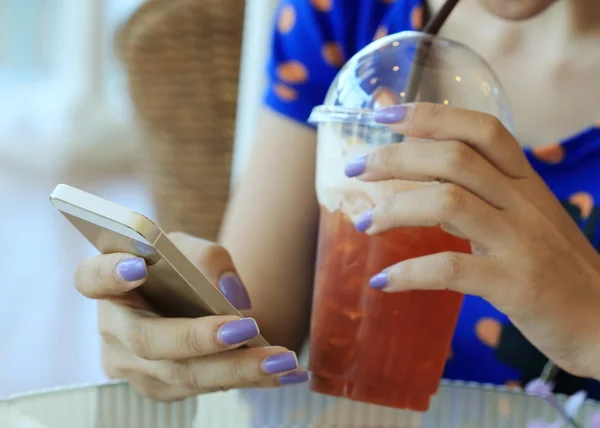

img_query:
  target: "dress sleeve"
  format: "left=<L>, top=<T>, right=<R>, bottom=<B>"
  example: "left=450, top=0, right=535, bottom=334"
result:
left=263, top=0, right=351, bottom=127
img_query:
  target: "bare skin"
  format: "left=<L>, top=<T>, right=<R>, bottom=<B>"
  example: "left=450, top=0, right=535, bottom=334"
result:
left=434, top=0, right=600, bottom=146
left=73, top=0, right=600, bottom=400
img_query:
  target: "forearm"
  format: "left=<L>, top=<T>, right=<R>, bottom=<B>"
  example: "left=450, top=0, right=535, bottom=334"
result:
left=219, top=110, right=319, bottom=351
left=220, top=186, right=318, bottom=351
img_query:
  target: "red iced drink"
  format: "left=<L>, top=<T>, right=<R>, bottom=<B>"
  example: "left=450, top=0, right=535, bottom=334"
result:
left=308, top=121, right=471, bottom=412
left=307, top=30, right=512, bottom=413
left=309, top=208, right=469, bottom=411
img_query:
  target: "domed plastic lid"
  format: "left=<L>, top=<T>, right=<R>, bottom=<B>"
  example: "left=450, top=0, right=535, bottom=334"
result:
left=309, top=31, right=513, bottom=131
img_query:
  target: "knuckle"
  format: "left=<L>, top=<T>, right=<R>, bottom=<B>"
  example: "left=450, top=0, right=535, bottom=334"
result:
left=412, top=103, right=443, bottom=137
left=101, top=349, right=124, bottom=380
left=476, top=113, right=504, bottom=143
left=385, top=196, right=403, bottom=221
left=444, top=141, right=474, bottom=171
left=104, top=366, right=123, bottom=380
left=373, top=146, right=398, bottom=172
left=440, top=252, right=465, bottom=282
left=425, top=103, right=445, bottom=120
left=195, top=243, right=229, bottom=268
left=127, top=321, right=154, bottom=360
left=169, top=361, right=200, bottom=390
left=168, top=232, right=221, bottom=268
left=437, top=183, right=467, bottom=217
left=98, top=304, right=118, bottom=342
left=393, top=261, right=412, bottom=284
left=131, top=378, right=172, bottom=402
left=227, top=355, right=253, bottom=384
left=179, top=322, right=210, bottom=356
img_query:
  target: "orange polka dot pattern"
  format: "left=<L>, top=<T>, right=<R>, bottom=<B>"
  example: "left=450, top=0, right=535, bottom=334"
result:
left=532, top=143, right=565, bottom=164
left=322, top=42, right=345, bottom=68
left=310, top=0, right=332, bottom=12
left=569, top=192, right=594, bottom=218
left=410, top=5, right=424, bottom=30
left=277, top=61, right=309, bottom=84
left=475, top=318, right=501, bottom=348
left=278, top=5, right=296, bottom=34
left=273, top=83, right=297, bottom=102
left=373, top=26, right=388, bottom=41
left=264, top=0, right=600, bottom=398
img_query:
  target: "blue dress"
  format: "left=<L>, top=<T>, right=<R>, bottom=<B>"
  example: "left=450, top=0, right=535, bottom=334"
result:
left=263, top=0, right=600, bottom=397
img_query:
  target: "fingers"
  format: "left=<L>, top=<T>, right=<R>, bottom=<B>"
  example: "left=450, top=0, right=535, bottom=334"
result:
left=356, top=183, right=508, bottom=246
left=111, top=339, right=308, bottom=395
left=75, top=253, right=147, bottom=299
left=99, top=300, right=310, bottom=399
left=99, top=301, right=261, bottom=360
left=369, top=251, right=502, bottom=300
left=125, top=371, right=197, bottom=402
left=148, top=346, right=305, bottom=392
left=373, top=103, right=531, bottom=178
left=124, top=362, right=308, bottom=402
left=168, top=232, right=251, bottom=310
left=168, top=232, right=236, bottom=284
left=349, top=139, right=513, bottom=209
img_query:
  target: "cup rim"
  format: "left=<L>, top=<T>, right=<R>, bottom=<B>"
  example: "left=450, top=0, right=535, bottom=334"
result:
left=308, top=106, right=383, bottom=127
left=308, top=30, right=513, bottom=130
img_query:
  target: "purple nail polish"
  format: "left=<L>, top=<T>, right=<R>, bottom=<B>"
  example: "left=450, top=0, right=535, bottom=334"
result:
left=590, top=410, right=600, bottom=428
left=369, top=272, right=388, bottom=289
left=279, top=371, right=310, bottom=385
left=217, top=318, right=259, bottom=345
left=262, top=351, right=298, bottom=375
left=116, top=258, right=147, bottom=282
left=219, top=274, right=252, bottom=310
left=525, top=378, right=554, bottom=396
left=374, top=105, right=407, bottom=124
left=355, top=211, right=372, bottom=232
left=345, top=155, right=367, bottom=177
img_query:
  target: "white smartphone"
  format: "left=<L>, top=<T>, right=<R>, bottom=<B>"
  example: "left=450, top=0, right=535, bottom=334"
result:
left=50, top=184, right=269, bottom=348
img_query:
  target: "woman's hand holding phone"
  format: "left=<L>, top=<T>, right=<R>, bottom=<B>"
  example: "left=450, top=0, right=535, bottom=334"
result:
left=74, top=232, right=309, bottom=401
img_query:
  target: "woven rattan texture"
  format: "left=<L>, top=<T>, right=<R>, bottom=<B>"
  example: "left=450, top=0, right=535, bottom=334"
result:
left=117, top=0, right=245, bottom=240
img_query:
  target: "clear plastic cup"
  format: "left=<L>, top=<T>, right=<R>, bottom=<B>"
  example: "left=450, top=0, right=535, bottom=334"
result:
left=307, top=31, right=513, bottom=411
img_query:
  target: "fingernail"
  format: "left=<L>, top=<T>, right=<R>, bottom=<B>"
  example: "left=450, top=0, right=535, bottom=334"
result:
left=355, top=211, right=372, bottom=232
left=217, top=318, right=259, bottom=345
left=133, top=240, right=156, bottom=256
left=219, top=274, right=252, bottom=310
left=262, top=351, right=298, bottom=375
left=369, top=272, right=389, bottom=289
left=279, top=370, right=310, bottom=385
left=345, top=155, right=367, bottom=177
left=374, top=105, right=407, bottom=124
left=116, top=258, right=147, bottom=282
left=525, top=378, right=554, bottom=396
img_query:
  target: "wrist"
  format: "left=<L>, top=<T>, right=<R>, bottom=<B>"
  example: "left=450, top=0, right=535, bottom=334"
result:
left=569, top=278, right=600, bottom=380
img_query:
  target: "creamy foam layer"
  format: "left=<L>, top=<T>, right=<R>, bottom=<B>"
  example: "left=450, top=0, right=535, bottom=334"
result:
left=315, top=123, right=424, bottom=221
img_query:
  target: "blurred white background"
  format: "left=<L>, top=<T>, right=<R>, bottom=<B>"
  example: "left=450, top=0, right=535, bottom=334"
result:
left=0, top=0, right=278, bottom=397
left=0, top=0, right=153, bottom=397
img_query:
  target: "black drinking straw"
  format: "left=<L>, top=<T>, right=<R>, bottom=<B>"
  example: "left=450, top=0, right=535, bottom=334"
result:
left=396, top=0, right=460, bottom=142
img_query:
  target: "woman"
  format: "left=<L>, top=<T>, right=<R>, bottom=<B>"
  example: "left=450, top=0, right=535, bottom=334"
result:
left=74, top=0, right=600, bottom=401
